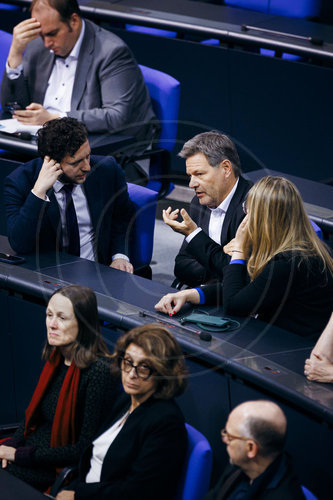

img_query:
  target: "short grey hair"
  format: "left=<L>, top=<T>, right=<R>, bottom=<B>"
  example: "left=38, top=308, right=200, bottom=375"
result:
left=178, top=131, right=241, bottom=177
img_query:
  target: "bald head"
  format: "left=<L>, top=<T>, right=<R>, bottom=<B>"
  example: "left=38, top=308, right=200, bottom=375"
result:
left=230, top=401, right=287, bottom=459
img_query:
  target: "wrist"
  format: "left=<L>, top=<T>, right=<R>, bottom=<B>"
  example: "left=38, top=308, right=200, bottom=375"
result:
left=32, top=187, right=47, bottom=200
left=185, top=289, right=201, bottom=304
left=8, top=50, right=23, bottom=69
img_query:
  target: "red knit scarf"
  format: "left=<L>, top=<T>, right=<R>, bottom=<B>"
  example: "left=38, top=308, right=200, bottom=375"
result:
left=24, top=350, right=80, bottom=448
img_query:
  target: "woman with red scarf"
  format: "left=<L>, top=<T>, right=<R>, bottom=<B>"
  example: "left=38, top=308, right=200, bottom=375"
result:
left=0, top=285, right=117, bottom=491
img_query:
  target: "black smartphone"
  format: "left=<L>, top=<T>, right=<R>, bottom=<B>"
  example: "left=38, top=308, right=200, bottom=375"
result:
left=0, top=253, right=25, bottom=265
left=5, top=101, right=22, bottom=116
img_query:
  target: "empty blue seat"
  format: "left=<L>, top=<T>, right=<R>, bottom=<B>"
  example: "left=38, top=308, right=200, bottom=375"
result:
left=125, top=24, right=177, bottom=38
left=124, top=65, right=180, bottom=198
left=224, top=0, right=320, bottom=18
left=176, top=423, right=213, bottom=500
left=0, top=29, right=13, bottom=111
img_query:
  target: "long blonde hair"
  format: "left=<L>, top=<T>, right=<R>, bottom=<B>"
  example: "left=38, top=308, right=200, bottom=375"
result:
left=243, top=176, right=333, bottom=280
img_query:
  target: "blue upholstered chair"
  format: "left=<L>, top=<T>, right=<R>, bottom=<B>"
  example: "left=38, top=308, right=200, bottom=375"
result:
left=127, top=182, right=158, bottom=277
left=0, top=29, right=13, bottom=111
left=302, top=485, right=318, bottom=500
left=0, top=3, right=19, bottom=10
left=224, top=0, right=320, bottom=17
left=176, top=423, right=213, bottom=500
left=125, top=24, right=177, bottom=38
left=124, top=64, right=180, bottom=199
left=309, top=219, right=323, bottom=240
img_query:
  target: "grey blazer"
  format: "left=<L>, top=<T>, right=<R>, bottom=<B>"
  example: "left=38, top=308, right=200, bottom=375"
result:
left=1, top=19, right=156, bottom=150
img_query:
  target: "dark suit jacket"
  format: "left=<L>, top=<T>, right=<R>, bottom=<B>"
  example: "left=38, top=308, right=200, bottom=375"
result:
left=73, top=394, right=187, bottom=500
left=4, top=155, right=135, bottom=265
left=204, top=454, right=305, bottom=500
left=174, top=176, right=252, bottom=287
left=1, top=19, right=156, bottom=150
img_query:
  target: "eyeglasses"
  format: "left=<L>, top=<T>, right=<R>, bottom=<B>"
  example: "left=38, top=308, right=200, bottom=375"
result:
left=242, top=200, right=248, bottom=215
left=221, top=428, right=252, bottom=443
left=118, top=356, right=153, bottom=380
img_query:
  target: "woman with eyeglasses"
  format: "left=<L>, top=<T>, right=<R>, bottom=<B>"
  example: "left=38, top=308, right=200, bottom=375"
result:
left=56, top=324, right=188, bottom=500
left=0, top=285, right=117, bottom=492
left=155, top=176, right=333, bottom=337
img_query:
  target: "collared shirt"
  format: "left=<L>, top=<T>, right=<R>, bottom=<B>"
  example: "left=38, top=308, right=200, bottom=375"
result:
left=6, top=20, right=86, bottom=115
left=186, top=178, right=239, bottom=244
left=53, top=179, right=95, bottom=261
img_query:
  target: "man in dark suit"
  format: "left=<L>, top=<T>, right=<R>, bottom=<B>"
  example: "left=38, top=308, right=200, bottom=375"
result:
left=164, top=131, right=252, bottom=287
left=1, top=0, right=156, bottom=152
left=204, top=400, right=305, bottom=500
left=4, top=117, right=135, bottom=272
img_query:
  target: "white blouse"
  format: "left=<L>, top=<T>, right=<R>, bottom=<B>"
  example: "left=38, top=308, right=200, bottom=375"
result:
left=85, top=410, right=130, bottom=483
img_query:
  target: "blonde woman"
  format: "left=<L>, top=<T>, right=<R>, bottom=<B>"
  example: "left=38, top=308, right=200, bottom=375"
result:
left=156, top=176, right=333, bottom=336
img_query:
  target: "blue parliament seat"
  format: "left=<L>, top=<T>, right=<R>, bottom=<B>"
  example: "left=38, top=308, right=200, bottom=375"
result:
left=0, top=3, right=19, bottom=10
left=176, top=423, right=213, bottom=500
left=127, top=182, right=158, bottom=275
left=0, top=29, right=12, bottom=112
left=123, top=64, right=180, bottom=199
left=224, top=0, right=320, bottom=17
left=125, top=24, right=177, bottom=38
left=302, top=485, right=318, bottom=500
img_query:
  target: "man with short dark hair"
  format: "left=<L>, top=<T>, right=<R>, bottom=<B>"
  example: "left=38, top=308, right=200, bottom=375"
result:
left=1, top=0, right=156, bottom=152
left=204, top=401, right=305, bottom=500
left=4, top=117, right=135, bottom=272
left=164, top=131, right=252, bottom=287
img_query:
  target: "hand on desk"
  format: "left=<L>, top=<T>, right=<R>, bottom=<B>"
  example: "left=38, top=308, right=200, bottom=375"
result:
left=8, top=18, right=41, bottom=69
left=155, top=289, right=200, bottom=315
left=0, top=444, right=15, bottom=468
left=13, top=103, right=60, bottom=126
left=304, top=353, right=333, bottom=383
left=162, top=207, right=197, bottom=236
left=110, top=258, right=134, bottom=274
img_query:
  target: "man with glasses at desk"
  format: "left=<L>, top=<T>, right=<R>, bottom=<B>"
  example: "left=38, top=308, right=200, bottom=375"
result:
left=1, top=0, right=156, bottom=153
left=4, top=117, right=135, bottom=273
left=204, top=400, right=305, bottom=500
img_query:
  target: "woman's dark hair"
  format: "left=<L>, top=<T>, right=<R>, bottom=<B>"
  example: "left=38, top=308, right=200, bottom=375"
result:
left=111, top=324, right=187, bottom=399
left=43, top=285, right=110, bottom=368
left=37, top=118, right=88, bottom=163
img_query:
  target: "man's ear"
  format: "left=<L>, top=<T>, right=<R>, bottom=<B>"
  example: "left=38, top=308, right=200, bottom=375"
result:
left=220, top=159, right=233, bottom=177
left=247, top=440, right=259, bottom=459
left=69, top=13, right=80, bottom=30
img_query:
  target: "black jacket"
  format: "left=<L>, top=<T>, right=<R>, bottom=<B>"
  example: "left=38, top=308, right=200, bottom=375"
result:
left=73, top=393, right=187, bottom=500
left=174, top=176, right=252, bottom=286
left=204, top=454, right=305, bottom=500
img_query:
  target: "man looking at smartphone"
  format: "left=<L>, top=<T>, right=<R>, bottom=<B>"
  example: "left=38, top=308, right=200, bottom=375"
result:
left=4, top=117, right=135, bottom=273
left=1, top=0, right=157, bottom=152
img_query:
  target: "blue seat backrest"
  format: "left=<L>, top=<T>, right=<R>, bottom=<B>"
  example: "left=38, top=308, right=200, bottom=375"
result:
left=224, top=0, right=320, bottom=17
left=139, top=64, right=180, bottom=153
left=0, top=29, right=13, bottom=110
left=176, top=423, right=213, bottom=500
left=127, top=182, right=158, bottom=269
left=125, top=24, right=177, bottom=38
left=302, top=485, right=318, bottom=500
left=0, top=3, right=19, bottom=9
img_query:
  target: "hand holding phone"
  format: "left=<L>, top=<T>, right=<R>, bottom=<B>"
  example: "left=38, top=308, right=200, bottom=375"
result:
left=5, top=101, right=22, bottom=116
